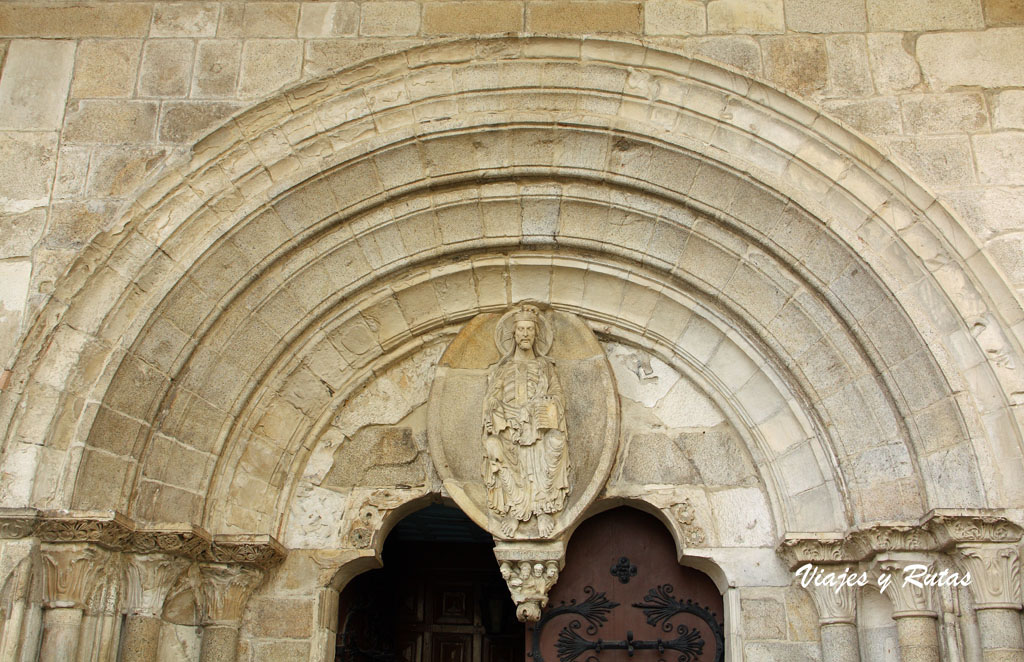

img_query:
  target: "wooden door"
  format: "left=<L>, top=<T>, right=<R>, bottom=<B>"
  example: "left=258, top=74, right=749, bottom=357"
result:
left=531, top=508, right=724, bottom=662
left=337, top=542, right=524, bottom=662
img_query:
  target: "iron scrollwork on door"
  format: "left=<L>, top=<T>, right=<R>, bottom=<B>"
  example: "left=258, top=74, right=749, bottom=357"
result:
left=529, top=584, right=724, bottom=662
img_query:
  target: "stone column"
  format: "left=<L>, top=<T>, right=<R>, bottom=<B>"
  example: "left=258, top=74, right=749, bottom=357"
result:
left=954, top=543, right=1024, bottom=661
left=121, top=554, right=190, bottom=662
left=876, top=556, right=942, bottom=662
left=78, top=553, right=126, bottom=662
left=802, top=566, right=862, bottom=662
left=38, top=544, right=107, bottom=662
left=0, top=553, right=41, bottom=662
left=197, top=563, right=263, bottom=662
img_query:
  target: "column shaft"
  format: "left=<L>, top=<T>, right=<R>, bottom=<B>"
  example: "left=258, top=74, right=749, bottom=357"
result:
left=895, top=615, right=941, bottom=662
left=121, top=614, right=164, bottom=662
left=200, top=624, right=241, bottom=662
left=977, top=609, right=1024, bottom=661
left=38, top=607, right=83, bottom=662
left=820, top=622, right=861, bottom=662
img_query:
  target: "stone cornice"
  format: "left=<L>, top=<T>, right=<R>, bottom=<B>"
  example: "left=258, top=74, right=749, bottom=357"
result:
left=923, top=510, right=1024, bottom=549
left=0, top=509, right=284, bottom=569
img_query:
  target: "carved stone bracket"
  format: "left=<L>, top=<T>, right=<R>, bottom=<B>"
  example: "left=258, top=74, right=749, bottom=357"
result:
left=493, top=540, right=565, bottom=623
left=196, top=563, right=264, bottom=626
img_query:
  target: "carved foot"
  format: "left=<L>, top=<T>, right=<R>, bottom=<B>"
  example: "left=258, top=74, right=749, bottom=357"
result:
left=500, top=518, right=519, bottom=538
left=537, top=514, right=554, bottom=538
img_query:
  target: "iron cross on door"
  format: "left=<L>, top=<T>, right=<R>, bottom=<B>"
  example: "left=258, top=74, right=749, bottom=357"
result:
left=530, top=508, right=725, bottom=662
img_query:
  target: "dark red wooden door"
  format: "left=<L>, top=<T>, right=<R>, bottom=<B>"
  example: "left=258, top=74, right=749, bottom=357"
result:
left=531, top=508, right=724, bottom=662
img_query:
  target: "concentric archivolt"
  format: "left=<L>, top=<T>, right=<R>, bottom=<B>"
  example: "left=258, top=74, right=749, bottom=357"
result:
left=0, top=38, right=1019, bottom=543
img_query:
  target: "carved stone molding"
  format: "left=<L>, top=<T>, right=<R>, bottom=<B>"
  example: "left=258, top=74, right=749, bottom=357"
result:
left=202, top=534, right=287, bottom=570
left=850, top=524, right=936, bottom=555
left=124, top=553, right=191, bottom=617
left=341, top=488, right=423, bottom=550
left=493, top=541, right=565, bottom=622
left=953, top=543, right=1022, bottom=610
left=196, top=563, right=264, bottom=626
left=35, top=511, right=134, bottom=550
left=132, top=524, right=211, bottom=557
left=779, top=535, right=855, bottom=569
left=669, top=500, right=706, bottom=547
left=40, top=543, right=112, bottom=610
left=0, top=508, right=38, bottom=539
left=924, top=511, right=1024, bottom=548
left=874, top=555, right=939, bottom=618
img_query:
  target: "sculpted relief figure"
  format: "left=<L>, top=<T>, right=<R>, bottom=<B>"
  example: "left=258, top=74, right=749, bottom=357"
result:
left=483, top=305, right=570, bottom=537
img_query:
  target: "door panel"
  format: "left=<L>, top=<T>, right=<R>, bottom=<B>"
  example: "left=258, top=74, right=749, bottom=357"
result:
left=532, top=508, right=724, bottom=662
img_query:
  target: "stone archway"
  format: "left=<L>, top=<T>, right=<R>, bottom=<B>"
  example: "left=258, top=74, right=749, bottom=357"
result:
left=1, top=37, right=1022, bottom=662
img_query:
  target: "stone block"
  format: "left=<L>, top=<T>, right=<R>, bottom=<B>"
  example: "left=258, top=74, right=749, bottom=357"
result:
left=63, top=100, right=158, bottom=144
left=826, top=35, right=873, bottom=98
left=71, top=40, right=140, bottom=99
left=882, top=136, right=975, bottom=188
left=944, top=187, right=1024, bottom=239
left=987, top=234, right=1024, bottom=285
left=152, top=3, right=219, bottom=37
left=0, top=259, right=31, bottom=366
left=238, top=40, right=303, bottom=99
left=0, top=209, right=44, bottom=258
left=866, top=32, right=920, bottom=93
left=160, top=101, right=242, bottom=144
left=0, top=131, right=58, bottom=211
left=527, top=1, right=643, bottom=33
left=973, top=132, right=1024, bottom=184
left=867, top=0, right=984, bottom=30
left=786, top=0, right=867, bottom=32
left=644, top=0, right=706, bottom=34
left=243, top=2, right=300, bottom=37
left=139, top=39, right=195, bottom=98
left=423, top=1, right=523, bottom=34
left=71, top=450, right=133, bottom=509
left=298, top=2, right=360, bottom=37
left=360, top=1, right=421, bottom=36
left=901, top=93, right=988, bottom=134
left=0, top=4, right=152, bottom=37
left=682, top=36, right=761, bottom=74
left=86, top=146, right=167, bottom=199
left=743, top=642, right=821, bottom=661
left=45, top=200, right=118, bottom=250
left=742, top=595, right=787, bottom=640
left=763, top=37, right=827, bottom=97
left=304, top=38, right=421, bottom=78
left=983, top=0, right=1024, bottom=25
left=0, top=40, right=74, bottom=130
left=994, top=90, right=1024, bottom=129
left=250, top=640, right=312, bottom=660
left=822, top=98, right=902, bottom=135
left=707, top=0, right=784, bottom=34
left=193, top=40, right=242, bottom=98
left=918, top=28, right=1024, bottom=89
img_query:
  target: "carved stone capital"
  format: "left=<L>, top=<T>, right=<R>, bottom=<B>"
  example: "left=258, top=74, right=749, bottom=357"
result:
left=41, top=543, right=113, bottom=610
left=124, top=553, right=191, bottom=617
left=874, top=555, right=940, bottom=618
left=850, top=524, right=936, bottom=555
left=779, top=535, right=858, bottom=569
left=494, top=541, right=564, bottom=622
left=800, top=566, right=859, bottom=625
left=953, top=543, right=1022, bottom=610
left=924, top=511, right=1024, bottom=548
left=196, top=563, right=264, bottom=626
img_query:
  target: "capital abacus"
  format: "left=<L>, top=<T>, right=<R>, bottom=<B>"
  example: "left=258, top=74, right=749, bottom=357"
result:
left=795, top=563, right=971, bottom=595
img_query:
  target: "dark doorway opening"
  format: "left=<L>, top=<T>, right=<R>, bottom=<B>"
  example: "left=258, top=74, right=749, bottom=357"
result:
left=336, top=504, right=525, bottom=662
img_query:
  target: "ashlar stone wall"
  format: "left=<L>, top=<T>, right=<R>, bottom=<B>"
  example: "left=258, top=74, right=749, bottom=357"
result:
left=1, top=0, right=1024, bottom=375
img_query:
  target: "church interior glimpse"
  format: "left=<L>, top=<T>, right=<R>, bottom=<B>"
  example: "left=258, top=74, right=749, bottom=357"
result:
left=1, top=3, right=1024, bottom=662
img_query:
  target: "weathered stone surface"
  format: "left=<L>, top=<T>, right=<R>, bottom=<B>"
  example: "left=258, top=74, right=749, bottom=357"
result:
left=974, top=132, right=1024, bottom=184
left=0, top=131, right=58, bottom=211
left=298, top=2, right=360, bottom=37
left=242, top=2, right=300, bottom=38
left=63, top=100, right=158, bottom=144
left=152, top=3, right=219, bottom=37
left=763, top=37, right=828, bottom=97
left=983, top=0, right=1024, bottom=25
left=901, top=93, right=989, bottom=134
left=0, top=209, right=45, bottom=258
left=0, top=40, right=75, bottom=130
left=304, top=38, right=422, bottom=78
left=993, top=90, right=1024, bottom=129
left=866, top=32, right=921, bottom=93
left=160, top=102, right=242, bottom=144
left=645, top=0, right=706, bottom=34
left=918, top=28, right=1024, bottom=89
left=945, top=187, right=1024, bottom=239
left=71, top=40, right=141, bottom=99
left=707, top=0, right=784, bottom=33
left=193, top=40, right=242, bottom=98
left=527, top=1, right=642, bottom=33
left=86, top=147, right=168, bottom=199
left=0, top=259, right=31, bottom=367
left=785, top=0, right=867, bottom=32
left=883, top=136, right=975, bottom=187
left=423, top=2, right=523, bottom=34
left=238, top=40, right=303, bottom=99
left=826, top=34, right=873, bottom=97
left=360, top=1, right=421, bottom=36
left=0, top=4, right=153, bottom=37
left=823, top=98, right=902, bottom=135
left=683, top=35, right=761, bottom=74
left=867, top=0, right=985, bottom=30
left=52, top=145, right=91, bottom=199
left=139, top=39, right=195, bottom=97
